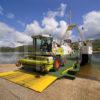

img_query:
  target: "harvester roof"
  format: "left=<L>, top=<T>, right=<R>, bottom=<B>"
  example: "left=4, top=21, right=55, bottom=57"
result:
left=31, top=34, right=52, bottom=39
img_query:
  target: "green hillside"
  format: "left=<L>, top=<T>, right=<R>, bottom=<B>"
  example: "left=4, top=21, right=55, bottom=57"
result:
left=0, top=45, right=34, bottom=52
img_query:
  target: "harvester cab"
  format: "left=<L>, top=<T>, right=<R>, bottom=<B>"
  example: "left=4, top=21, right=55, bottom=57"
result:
left=32, top=35, right=53, bottom=53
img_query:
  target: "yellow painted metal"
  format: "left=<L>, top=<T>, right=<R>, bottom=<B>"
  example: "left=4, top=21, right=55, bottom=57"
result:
left=67, top=24, right=76, bottom=31
left=0, top=71, right=15, bottom=77
left=0, top=70, right=57, bottom=92
left=20, top=58, right=54, bottom=65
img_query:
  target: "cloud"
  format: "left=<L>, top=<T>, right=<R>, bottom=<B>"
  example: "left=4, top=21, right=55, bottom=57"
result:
left=6, top=13, right=15, bottom=19
left=17, top=20, right=25, bottom=27
left=0, top=3, right=71, bottom=47
left=47, top=3, right=67, bottom=18
left=25, top=3, right=71, bottom=43
left=81, top=11, right=100, bottom=40
left=42, top=17, right=59, bottom=33
left=0, top=22, right=32, bottom=47
left=0, top=5, right=15, bottom=19
left=0, top=5, right=4, bottom=15
left=25, top=20, right=43, bottom=35
left=58, top=3, right=67, bottom=17
left=25, top=18, right=71, bottom=43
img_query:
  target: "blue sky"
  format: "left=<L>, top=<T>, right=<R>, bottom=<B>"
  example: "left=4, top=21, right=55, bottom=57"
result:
left=0, top=0, right=100, bottom=47
left=0, top=0, right=100, bottom=31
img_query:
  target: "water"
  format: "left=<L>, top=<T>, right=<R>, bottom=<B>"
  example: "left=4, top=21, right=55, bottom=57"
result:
left=0, top=52, right=100, bottom=81
left=0, top=52, right=29, bottom=64
left=77, top=53, right=100, bottom=81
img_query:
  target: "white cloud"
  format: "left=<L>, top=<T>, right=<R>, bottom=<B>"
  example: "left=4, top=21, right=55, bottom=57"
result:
left=0, top=3, right=71, bottom=47
left=58, top=3, right=67, bottom=17
left=0, top=22, right=32, bottom=47
left=25, top=3, right=71, bottom=43
left=25, top=20, right=43, bottom=35
left=81, top=11, right=100, bottom=40
left=0, top=5, right=3, bottom=15
left=6, top=13, right=15, bottom=19
left=25, top=18, right=71, bottom=43
left=42, top=17, right=59, bottom=32
left=47, top=3, right=67, bottom=18
left=0, top=5, right=15, bottom=19
left=17, top=20, right=25, bottom=27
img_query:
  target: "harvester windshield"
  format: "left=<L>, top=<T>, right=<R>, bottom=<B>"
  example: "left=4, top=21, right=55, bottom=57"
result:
left=32, top=35, right=53, bottom=52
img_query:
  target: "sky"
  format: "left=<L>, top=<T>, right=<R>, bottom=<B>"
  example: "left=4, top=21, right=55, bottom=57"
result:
left=0, top=0, right=100, bottom=47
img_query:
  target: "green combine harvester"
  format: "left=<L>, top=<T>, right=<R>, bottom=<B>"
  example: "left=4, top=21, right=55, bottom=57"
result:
left=16, top=34, right=80, bottom=75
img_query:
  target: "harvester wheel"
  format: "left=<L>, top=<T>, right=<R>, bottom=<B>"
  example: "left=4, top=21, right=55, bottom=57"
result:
left=16, top=61, right=21, bottom=67
left=54, top=58, right=61, bottom=70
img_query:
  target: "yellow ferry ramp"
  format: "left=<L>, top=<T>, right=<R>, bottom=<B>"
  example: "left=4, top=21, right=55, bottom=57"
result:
left=20, top=74, right=57, bottom=92
left=0, top=71, right=16, bottom=77
left=0, top=70, right=57, bottom=92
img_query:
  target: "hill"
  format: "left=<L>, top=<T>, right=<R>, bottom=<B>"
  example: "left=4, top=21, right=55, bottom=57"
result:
left=0, top=45, right=33, bottom=52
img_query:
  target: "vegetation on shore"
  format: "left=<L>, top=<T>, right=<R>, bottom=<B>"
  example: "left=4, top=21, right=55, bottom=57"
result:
left=0, top=45, right=34, bottom=52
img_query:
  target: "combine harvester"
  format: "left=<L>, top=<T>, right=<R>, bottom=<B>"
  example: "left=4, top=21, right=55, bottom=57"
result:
left=0, top=25, right=81, bottom=92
